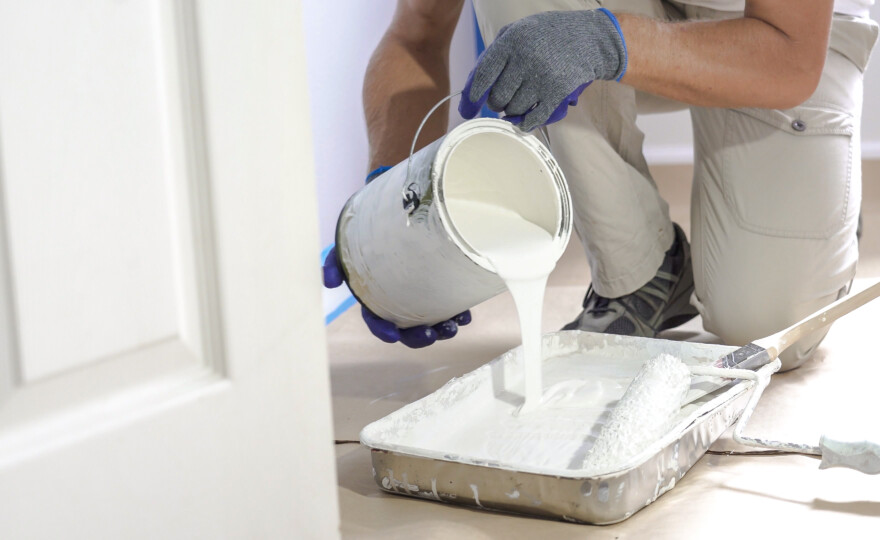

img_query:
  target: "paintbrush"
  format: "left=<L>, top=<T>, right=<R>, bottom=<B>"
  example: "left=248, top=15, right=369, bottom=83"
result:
left=674, top=280, right=880, bottom=407
left=714, top=279, right=880, bottom=372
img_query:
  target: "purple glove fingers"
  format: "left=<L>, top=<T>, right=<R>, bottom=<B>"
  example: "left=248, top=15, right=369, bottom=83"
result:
left=518, top=83, right=592, bottom=131
left=322, top=247, right=344, bottom=288
left=545, top=82, right=591, bottom=125
left=362, top=306, right=464, bottom=347
left=361, top=306, right=401, bottom=344
left=399, top=326, right=438, bottom=348
left=433, top=319, right=459, bottom=340
left=459, top=74, right=489, bottom=120
left=454, top=310, right=472, bottom=326
left=459, top=49, right=507, bottom=119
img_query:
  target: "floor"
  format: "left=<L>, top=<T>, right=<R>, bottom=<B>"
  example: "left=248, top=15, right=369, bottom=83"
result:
left=327, top=161, right=880, bottom=539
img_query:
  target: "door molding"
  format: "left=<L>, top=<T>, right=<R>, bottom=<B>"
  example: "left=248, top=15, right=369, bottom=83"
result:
left=159, top=0, right=226, bottom=374
left=0, top=126, right=22, bottom=401
left=0, top=0, right=229, bottom=469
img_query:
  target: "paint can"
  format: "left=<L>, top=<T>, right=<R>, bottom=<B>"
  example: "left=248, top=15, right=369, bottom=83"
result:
left=336, top=118, right=572, bottom=328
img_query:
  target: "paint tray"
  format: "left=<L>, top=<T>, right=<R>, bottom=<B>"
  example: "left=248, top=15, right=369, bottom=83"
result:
left=360, top=330, right=754, bottom=525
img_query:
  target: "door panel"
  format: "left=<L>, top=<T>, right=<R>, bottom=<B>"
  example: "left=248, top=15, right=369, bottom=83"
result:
left=0, top=0, right=225, bottom=458
left=0, top=0, right=339, bottom=537
left=0, top=1, right=179, bottom=381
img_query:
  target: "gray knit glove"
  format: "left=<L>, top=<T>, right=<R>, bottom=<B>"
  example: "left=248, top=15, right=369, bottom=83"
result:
left=460, top=8, right=627, bottom=132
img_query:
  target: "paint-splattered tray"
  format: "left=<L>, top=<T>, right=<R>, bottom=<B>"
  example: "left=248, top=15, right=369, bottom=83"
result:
left=360, top=331, right=755, bottom=524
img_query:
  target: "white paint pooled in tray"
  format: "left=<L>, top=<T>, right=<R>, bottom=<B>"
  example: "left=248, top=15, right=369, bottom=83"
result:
left=361, top=331, right=756, bottom=524
left=363, top=331, right=749, bottom=478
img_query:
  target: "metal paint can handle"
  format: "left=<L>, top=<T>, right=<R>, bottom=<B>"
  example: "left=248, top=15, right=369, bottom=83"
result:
left=403, top=92, right=462, bottom=214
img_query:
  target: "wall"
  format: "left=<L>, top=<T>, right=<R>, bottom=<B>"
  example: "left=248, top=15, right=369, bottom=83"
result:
left=637, top=3, right=880, bottom=163
left=303, top=0, right=476, bottom=320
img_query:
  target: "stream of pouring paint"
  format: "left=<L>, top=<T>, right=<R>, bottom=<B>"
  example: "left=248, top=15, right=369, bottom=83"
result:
left=446, top=198, right=560, bottom=413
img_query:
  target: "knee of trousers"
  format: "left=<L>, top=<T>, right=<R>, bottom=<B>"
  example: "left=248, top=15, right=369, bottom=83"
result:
left=697, top=288, right=840, bottom=372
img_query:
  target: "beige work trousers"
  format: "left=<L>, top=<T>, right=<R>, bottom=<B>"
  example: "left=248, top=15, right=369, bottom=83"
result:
left=473, top=0, right=879, bottom=369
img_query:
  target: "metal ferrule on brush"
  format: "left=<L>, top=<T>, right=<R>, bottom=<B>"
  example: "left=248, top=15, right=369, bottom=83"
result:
left=714, top=343, right=772, bottom=371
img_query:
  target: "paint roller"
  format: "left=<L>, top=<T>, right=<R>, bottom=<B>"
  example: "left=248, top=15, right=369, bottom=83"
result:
left=583, top=280, right=880, bottom=475
left=582, top=353, right=691, bottom=473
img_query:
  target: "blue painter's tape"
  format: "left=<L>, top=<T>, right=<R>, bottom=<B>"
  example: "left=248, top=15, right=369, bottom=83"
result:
left=325, top=294, right=357, bottom=325
left=321, top=243, right=334, bottom=262
left=322, top=241, right=356, bottom=325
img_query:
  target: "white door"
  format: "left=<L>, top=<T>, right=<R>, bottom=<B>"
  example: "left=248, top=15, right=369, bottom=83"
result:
left=0, top=1, right=339, bottom=538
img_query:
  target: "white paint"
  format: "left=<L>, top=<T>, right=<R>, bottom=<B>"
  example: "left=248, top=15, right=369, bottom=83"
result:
left=469, top=483, right=484, bottom=508
left=819, top=432, right=880, bottom=474
left=582, top=354, right=691, bottom=472
left=445, top=198, right=559, bottom=411
left=480, top=383, right=618, bottom=470
left=362, top=332, right=743, bottom=477
left=437, top=127, right=572, bottom=413
left=374, top=349, right=633, bottom=472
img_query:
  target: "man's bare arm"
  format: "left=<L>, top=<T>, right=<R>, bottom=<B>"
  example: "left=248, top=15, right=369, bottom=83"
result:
left=363, top=0, right=465, bottom=171
left=619, top=0, right=834, bottom=109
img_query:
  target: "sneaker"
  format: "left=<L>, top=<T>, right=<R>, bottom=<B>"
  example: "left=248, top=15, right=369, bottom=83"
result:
left=562, top=223, right=698, bottom=337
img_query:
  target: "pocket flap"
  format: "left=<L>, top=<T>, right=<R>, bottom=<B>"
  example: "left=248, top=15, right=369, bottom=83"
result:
left=730, top=106, right=854, bottom=137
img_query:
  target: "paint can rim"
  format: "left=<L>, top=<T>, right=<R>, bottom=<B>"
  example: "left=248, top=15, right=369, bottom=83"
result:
left=432, top=118, right=573, bottom=273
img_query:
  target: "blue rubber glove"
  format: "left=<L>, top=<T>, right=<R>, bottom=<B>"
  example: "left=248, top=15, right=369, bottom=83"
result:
left=322, top=166, right=472, bottom=348
left=459, top=8, right=627, bottom=132
left=322, top=247, right=472, bottom=348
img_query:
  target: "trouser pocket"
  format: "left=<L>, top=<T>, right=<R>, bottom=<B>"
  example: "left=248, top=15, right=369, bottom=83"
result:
left=719, top=104, right=855, bottom=239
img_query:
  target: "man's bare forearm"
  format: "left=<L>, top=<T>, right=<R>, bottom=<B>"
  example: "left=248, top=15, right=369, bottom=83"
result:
left=363, top=34, right=451, bottom=171
left=619, top=0, right=834, bottom=110
left=363, top=0, right=464, bottom=171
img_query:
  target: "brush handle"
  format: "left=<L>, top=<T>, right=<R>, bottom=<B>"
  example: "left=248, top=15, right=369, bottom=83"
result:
left=753, top=280, right=880, bottom=361
left=819, top=435, right=880, bottom=475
